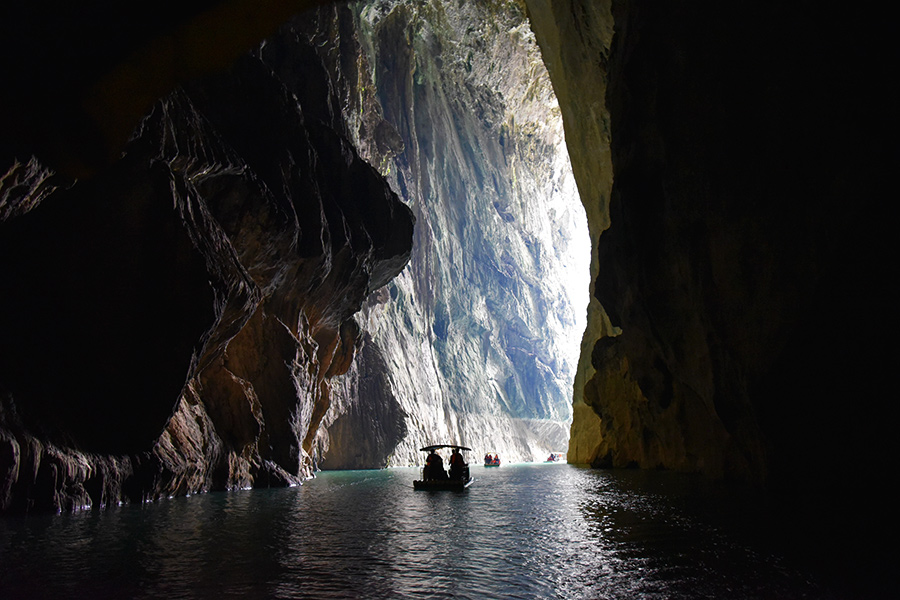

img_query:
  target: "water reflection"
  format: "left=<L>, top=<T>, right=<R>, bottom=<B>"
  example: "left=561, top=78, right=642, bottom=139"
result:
left=1, top=465, right=847, bottom=599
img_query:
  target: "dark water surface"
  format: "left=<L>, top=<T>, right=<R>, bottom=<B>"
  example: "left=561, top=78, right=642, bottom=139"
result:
left=0, top=464, right=885, bottom=599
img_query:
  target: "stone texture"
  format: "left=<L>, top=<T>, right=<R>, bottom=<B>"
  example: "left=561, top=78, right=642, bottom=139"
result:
left=0, top=14, right=413, bottom=511
left=293, top=0, right=589, bottom=467
left=523, top=0, right=619, bottom=468
left=528, top=0, right=895, bottom=495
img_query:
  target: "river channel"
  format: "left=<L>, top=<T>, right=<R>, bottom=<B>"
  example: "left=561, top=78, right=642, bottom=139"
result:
left=0, top=463, right=884, bottom=599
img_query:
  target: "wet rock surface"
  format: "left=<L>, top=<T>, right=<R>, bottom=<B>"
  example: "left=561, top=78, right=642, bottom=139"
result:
left=529, top=0, right=895, bottom=501
left=1, top=15, right=413, bottom=511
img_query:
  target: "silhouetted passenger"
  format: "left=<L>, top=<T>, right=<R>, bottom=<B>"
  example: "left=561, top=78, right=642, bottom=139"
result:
left=449, top=448, right=466, bottom=479
left=424, top=450, right=447, bottom=480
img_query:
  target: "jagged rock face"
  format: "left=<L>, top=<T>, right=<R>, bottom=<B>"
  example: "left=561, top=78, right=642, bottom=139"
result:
left=528, top=0, right=895, bottom=491
left=0, top=0, right=589, bottom=511
left=290, top=0, right=590, bottom=467
left=0, top=27, right=413, bottom=511
left=522, top=0, right=617, bottom=469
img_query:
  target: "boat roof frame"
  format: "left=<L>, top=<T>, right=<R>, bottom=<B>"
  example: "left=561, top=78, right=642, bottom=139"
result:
left=419, top=444, right=472, bottom=452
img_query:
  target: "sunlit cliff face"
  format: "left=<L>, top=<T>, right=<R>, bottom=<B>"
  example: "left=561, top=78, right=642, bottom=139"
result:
left=304, top=0, right=591, bottom=468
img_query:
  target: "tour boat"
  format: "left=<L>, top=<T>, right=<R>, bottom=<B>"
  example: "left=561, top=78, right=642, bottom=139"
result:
left=413, top=444, right=474, bottom=490
left=483, top=453, right=501, bottom=467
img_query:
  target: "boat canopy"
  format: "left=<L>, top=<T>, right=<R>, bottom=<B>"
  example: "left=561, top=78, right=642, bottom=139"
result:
left=419, top=444, right=472, bottom=452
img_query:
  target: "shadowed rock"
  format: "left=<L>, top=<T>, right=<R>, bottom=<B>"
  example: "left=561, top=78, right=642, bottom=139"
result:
left=0, top=18, right=413, bottom=511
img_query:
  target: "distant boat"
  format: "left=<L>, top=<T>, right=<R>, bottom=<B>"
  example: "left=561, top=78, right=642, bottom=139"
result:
left=544, top=452, right=564, bottom=463
left=413, top=444, right=474, bottom=491
left=483, top=453, right=501, bottom=467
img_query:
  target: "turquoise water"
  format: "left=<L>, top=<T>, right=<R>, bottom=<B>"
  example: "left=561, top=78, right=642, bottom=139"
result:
left=0, top=464, right=865, bottom=598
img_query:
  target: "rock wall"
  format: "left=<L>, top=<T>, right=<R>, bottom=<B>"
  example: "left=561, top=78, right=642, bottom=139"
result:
left=0, top=0, right=589, bottom=511
left=528, top=0, right=896, bottom=495
left=522, top=0, right=617, bottom=469
left=1, top=23, right=413, bottom=512
left=295, top=0, right=589, bottom=468
left=4, top=0, right=892, bottom=515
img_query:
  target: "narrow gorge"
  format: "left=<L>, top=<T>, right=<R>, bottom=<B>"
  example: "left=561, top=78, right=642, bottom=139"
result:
left=1, top=0, right=893, bottom=551
left=1, top=0, right=588, bottom=511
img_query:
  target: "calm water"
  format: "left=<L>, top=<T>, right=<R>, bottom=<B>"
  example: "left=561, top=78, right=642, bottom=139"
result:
left=0, top=464, right=881, bottom=599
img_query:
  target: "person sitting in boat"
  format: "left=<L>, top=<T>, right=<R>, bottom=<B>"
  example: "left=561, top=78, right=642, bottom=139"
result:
left=449, top=448, right=466, bottom=480
left=424, top=450, right=447, bottom=480
left=484, top=453, right=492, bottom=464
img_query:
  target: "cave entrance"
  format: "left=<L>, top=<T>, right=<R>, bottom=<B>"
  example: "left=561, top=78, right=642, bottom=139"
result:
left=309, top=0, right=590, bottom=465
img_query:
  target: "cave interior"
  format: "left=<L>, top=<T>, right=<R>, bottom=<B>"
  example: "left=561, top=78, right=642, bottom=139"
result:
left=0, top=3, right=896, bottom=579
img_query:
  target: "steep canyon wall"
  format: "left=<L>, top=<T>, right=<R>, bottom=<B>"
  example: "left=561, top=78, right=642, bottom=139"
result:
left=528, top=0, right=896, bottom=501
left=296, top=1, right=588, bottom=468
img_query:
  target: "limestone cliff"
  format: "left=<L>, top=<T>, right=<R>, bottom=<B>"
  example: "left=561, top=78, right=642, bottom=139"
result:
left=528, top=0, right=896, bottom=494
left=292, top=0, right=590, bottom=467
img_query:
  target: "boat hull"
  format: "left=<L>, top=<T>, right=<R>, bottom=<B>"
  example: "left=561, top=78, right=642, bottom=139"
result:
left=413, top=477, right=473, bottom=491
